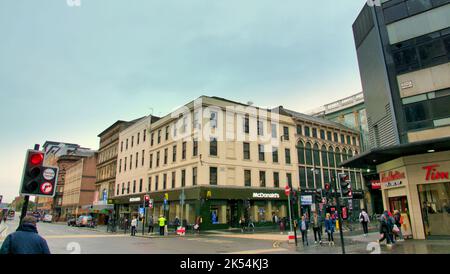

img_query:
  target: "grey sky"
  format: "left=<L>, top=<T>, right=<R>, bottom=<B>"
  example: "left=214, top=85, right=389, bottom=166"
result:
left=0, top=0, right=367, bottom=203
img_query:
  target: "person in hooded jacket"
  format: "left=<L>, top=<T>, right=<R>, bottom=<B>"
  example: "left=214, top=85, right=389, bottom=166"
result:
left=379, top=211, right=394, bottom=246
left=0, top=216, right=50, bottom=254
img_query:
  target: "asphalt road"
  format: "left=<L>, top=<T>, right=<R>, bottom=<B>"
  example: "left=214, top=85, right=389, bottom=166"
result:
left=1, top=217, right=449, bottom=254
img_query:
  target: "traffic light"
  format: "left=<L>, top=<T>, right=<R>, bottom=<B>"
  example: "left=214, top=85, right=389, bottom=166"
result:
left=338, top=173, right=353, bottom=198
left=315, top=189, right=322, bottom=204
left=20, top=149, right=58, bottom=197
left=144, top=195, right=150, bottom=207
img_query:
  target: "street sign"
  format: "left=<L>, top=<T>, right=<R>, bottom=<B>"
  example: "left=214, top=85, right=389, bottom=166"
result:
left=43, top=168, right=55, bottom=181
left=285, top=185, right=291, bottom=196
left=40, top=182, right=53, bottom=195
left=300, top=195, right=313, bottom=205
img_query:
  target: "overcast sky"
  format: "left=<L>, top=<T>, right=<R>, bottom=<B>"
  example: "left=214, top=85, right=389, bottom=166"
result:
left=0, top=0, right=367, bottom=203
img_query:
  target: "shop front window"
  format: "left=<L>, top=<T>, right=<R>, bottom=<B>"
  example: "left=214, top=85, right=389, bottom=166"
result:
left=419, top=182, right=450, bottom=237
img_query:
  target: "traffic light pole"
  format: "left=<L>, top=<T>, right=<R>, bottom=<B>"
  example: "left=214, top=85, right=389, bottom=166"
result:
left=289, top=194, right=298, bottom=246
left=19, top=144, right=40, bottom=228
left=332, top=175, right=346, bottom=254
left=142, top=200, right=146, bottom=236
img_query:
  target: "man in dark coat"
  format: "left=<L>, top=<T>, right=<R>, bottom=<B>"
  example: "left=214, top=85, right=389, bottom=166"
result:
left=0, top=216, right=50, bottom=254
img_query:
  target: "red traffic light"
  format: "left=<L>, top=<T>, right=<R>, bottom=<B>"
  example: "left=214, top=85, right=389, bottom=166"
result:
left=144, top=195, right=150, bottom=201
left=30, top=153, right=44, bottom=165
left=325, top=183, right=331, bottom=190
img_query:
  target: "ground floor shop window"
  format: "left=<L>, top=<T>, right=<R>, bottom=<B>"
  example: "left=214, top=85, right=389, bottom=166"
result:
left=419, top=182, right=450, bottom=236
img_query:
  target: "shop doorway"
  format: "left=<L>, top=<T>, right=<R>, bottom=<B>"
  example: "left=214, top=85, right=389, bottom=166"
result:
left=227, top=200, right=240, bottom=228
left=389, top=196, right=408, bottom=213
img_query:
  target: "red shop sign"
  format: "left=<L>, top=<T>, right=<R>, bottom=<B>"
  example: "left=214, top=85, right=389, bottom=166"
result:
left=423, top=165, right=449, bottom=181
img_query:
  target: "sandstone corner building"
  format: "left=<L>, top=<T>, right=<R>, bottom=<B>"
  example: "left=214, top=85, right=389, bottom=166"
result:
left=342, top=137, right=450, bottom=240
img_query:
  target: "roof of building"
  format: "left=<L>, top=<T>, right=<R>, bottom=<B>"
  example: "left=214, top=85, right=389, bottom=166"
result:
left=340, top=136, right=450, bottom=170
left=277, top=106, right=357, bottom=133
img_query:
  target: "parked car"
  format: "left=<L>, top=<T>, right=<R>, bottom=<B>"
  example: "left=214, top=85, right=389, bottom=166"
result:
left=76, top=215, right=96, bottom=227
left=43, top=214, right=53, bottom=223
left=67, top=217, right=77, bottom=226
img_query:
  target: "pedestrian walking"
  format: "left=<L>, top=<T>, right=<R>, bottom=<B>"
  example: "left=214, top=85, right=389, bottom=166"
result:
left=194, top=216, right=202, bottom=234
left=299, top=215, right=309, bottom=246
left=0, top=216, right=50, bottom=254
left=311, top=211, right=322, bottom=244
left=147, top=215, right=154, bottom=234
left=379, top=211, right=394, bottom=246
left=359, top=209, right=370, bottom=236
left=158, top=215, right=166, bottom=236
left=324, top=213, right=335, bottom=246
left=130, top=216, right=137, bottom=236
left=393, top=210, right=404, bottom=241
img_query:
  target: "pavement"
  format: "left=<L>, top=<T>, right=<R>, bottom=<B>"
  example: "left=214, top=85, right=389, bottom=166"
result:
left=1, top=217, right=449, bottom=254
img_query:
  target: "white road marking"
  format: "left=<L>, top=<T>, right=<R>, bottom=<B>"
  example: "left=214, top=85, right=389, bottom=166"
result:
left=223, top=248, right=288, bottom=254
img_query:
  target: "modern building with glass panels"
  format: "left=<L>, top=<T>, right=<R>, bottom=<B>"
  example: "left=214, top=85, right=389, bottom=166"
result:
left=353, top=0, right=450, bottom=149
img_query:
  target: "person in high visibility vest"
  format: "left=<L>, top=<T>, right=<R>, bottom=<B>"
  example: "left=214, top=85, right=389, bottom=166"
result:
left=158, top=215, right=166, bottom=236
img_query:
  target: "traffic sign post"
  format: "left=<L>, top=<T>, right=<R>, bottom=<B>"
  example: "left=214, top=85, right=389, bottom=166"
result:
left=179, top=188, right=186, bottom=235
left=285, top=185, right=298, bottom=246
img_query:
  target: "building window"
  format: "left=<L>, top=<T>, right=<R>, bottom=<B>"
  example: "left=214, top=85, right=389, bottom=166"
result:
left=243, top=142, right=250, bottom=160
left=297, top=125, right=302, bottom=135
left=130, top=155, right=133, bottom=170
left=321, top=145, right=328, bottom=167
left=346, top=135, right=351, bottom=145
left=181, top=169, right=186, bottom=187
left=163, top=174, right=167, bottom=190
left=286, top=173, right=292, bottom=188
left=119, top=159, right=122, bottom=173
left=151, top=133, right=154, bottom=146
left=126, top=139, right=128, bottom=150
left=272, top=147, right=279, bottom=163
left=210, top=167, right=218, bottom=185
left=127, top=182, right=130, bottom=194
left=173, top=122, right=177, bottom=137
left=124, top=157, right=127, bottom=171
left=135, top=152, right=138, bottom=168
left=149, top=153, right=153, bottom=169
left=320, top=130, right=325, bottom=139
left=193, top=139, right=198, bottom=156
left=273, top=172, right=280, bottom=188
left=172, top=145, right=177, bottom=162
left=327, top=131, right=332, bottom=141
left=299, top=167, right=307, bottom=189
left=132, top=180, right=136, bottom=193
left=171, top=172, right=176, bottom=188
left=165, top=126, right=169, bottom=141
left=120, top=141, right=123, bottom=152
left=181, top=116, right=188, bottom=133
left=352, top=136, right=357, bottom=146
left=142, top=150, right=145, bottom=166
left=148, top=177, right=152, bottom=192
left=257, top=120, right=264, bottom=136
left=117, top=184, right=120, bottom=196
left=312, top=128, right=317, bottom=138
left=131, top=136, right=134, bottom=147
left=155, top=176, right=159, bottom=191
left=340, top=134, right=345, bottom=144
left=156, top=151, right=160, bottom=167
left=164, top=148, right=168, bottom=165
left=305, top=143, right=313, bottom=165
left=258, top=144, right=265, bottom=161
left=304, top=126, right=310, bottom=137
left=137, top=133, right=140, bottom=145
left=121, top=183, right=125, bottom=195
left=182, top=142, right=187, bottom=160
left=139, top=179, right=143, bottom=192
left=158, top=130, right=161, bottom=144
left=210, top=138, right=218, bottom=156
left=297, top=143, right=305, bottom=165
left=143, top=129, right=146, bottom=142
left=243, top=115, right=250, bottom=134
left=285, top=148, right=291, bottom=164
left=210, top=111, right=218, bottom=129
left=333, top=132, right=338, bottom=142
left=283, top=126, right=289, bottom=140
left=259, top=171, right=266, bottom=187
left=271, top=123, right=278, bottom=138
left=193, top=167, right=197, bottom=186
left=313, top=144, right=320, bottom=166
left=244, top=170, right=251, bottom=187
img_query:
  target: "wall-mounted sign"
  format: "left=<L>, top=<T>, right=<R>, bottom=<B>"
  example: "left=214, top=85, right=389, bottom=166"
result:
left=301, top=195, right=313, bottom=205
left=423, top=164, right=449, bottom=181
left=370, top=180, right=381, bottom=190
left=252, top=193, right=280, bottom=199
left=384, top=181, right=402, bottom=188
left=380, top=170, right=405, bottom=183
left=129, top=197, right=141, bottom=202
